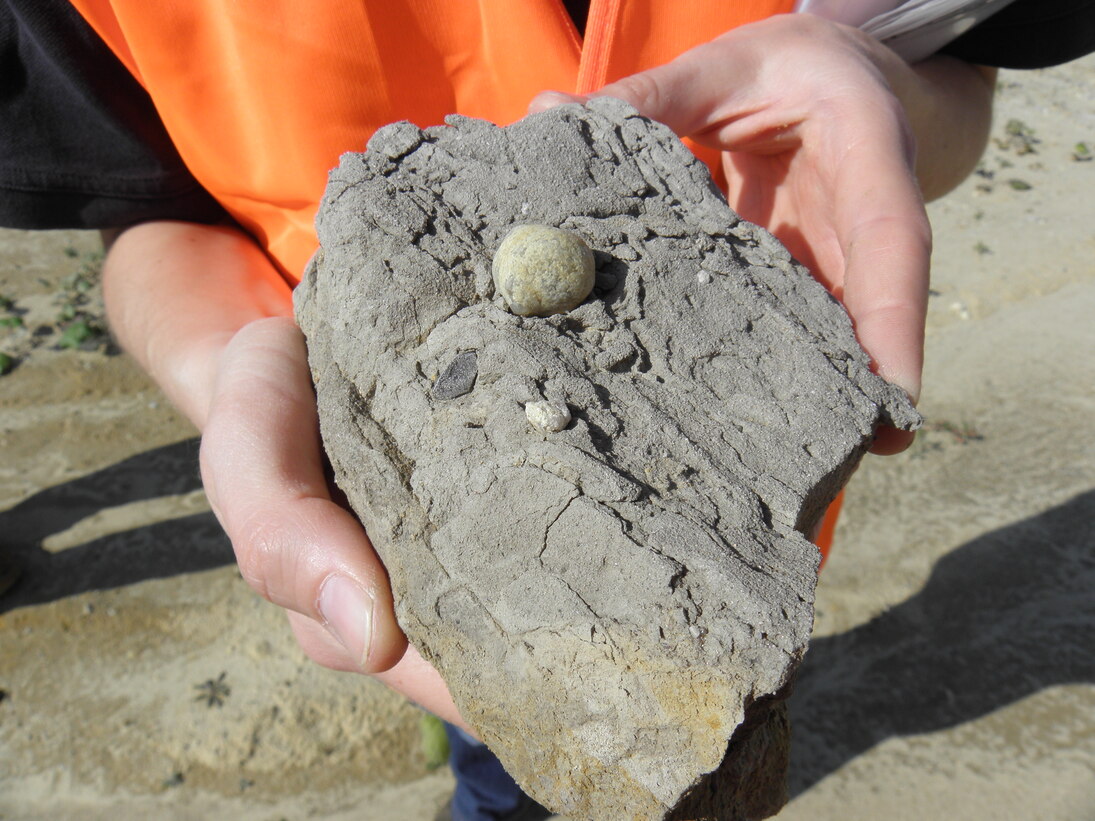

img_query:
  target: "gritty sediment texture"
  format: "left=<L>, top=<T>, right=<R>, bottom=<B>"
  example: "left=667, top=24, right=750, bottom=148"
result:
left=295, top=99, right=919, bottom=820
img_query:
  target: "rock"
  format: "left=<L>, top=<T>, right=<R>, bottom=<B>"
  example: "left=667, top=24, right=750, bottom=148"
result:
left=294, top=98, right=920, bottom=820
left=493, top=224, right=596, bottom=316
left=432, top=351, right=479, bottom=400
left=525, top=398, right=572, bottom=433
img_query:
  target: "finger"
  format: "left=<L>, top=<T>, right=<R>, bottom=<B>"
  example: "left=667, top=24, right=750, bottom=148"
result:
left=288, top=609, right=471, bottom=733
left=528, top=90, right=584, bottom=114
left=372, top=645, right=472, bottom=734
left=530, top=35, right=764, bottom=140
left=829, top=103, right=930, bottom=405
left=591, top=45, right=744, bottom=138
left=200, top=316, right=407, bottom=673
left=818, top=99, right=927, bottom=455
left=588, top=30, right=811, bottom=155
left=287, top=609, right=359, bottom=672
left=871, top=425, right=916, bottom=455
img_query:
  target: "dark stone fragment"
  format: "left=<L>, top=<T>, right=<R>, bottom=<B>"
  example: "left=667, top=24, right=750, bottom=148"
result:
left=432, top=351, right=478, bottom=400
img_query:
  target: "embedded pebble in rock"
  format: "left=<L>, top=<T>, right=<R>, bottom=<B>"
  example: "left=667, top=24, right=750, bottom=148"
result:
left=492, top=224, right=595, bottom=316
left=432, top=351, right=478, bottom=400
left=295, top=98, right=921, bottom=821
left=525, top=399, right=571, bottom=433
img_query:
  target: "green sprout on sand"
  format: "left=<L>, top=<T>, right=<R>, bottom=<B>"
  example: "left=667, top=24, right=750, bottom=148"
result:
left=57, top=302, right=77, bottom=323
left=161, top=772, right=185, bottom=789
left=419, top=713, right=450, bottom=770
left=995, top=118, right=1039, bottom=155
left=57, top=320, right=103, bottom=349
left=193, top=671, right=231, bottom=708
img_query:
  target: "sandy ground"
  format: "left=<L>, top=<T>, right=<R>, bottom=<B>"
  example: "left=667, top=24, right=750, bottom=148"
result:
left=2, top=56, right=1094, bottom=821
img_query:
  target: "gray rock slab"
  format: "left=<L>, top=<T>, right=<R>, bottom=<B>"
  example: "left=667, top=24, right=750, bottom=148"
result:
left=294, top=98, right=919, bottom=820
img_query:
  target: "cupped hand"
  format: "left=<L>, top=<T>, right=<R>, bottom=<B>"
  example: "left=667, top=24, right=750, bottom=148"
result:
left=198, top=316, right=465, bottom=727
left=532, top=14, right=941, bottom=453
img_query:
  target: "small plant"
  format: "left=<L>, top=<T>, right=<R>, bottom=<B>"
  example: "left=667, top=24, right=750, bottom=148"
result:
left=0, top=352, right=14, bottom=375
left=1008, top=178, right=1032, bottom=191
left=46, top=249, right=108, bottom=352
left=61, top=271, right=93, bottom=294
left=995, top=118, right=1039, bottom=155
left=57, top=320, right=102, bottom=349
left=973, top=241, right=991, bottom=255
left=194, top=671, right=231, bottom=707
left=419, top=713, right=450, bottom=770
left=1074, top=142, right=1092, bottom=162
left=161, top=772, right=185, bottom=788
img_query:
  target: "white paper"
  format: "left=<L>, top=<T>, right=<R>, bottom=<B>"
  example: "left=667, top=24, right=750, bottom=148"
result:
left=796, top=0, right=1021, bottom=62
left=794, top=0, right=907, bottom=28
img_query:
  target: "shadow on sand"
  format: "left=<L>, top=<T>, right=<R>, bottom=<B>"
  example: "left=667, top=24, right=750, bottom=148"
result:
left=3, top=440, right=1093, bottom=796
left=789, top=488, right=1095, bottom=794
left=0, top=438, right=234, bottom=613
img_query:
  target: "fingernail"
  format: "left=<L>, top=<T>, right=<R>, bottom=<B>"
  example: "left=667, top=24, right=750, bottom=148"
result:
left=318, top=575, right=374, bottom=669
left=529, top=90, right=584, bottom=113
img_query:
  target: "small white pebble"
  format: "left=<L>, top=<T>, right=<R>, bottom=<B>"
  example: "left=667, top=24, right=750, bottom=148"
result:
left=696, top=270, right=711, bottom=285
left=949, top=300, right=970, bottom=320
left=526, top=399, right=571, bottom=433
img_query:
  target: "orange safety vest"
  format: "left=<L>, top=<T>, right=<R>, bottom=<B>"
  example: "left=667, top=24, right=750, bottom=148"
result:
left=68, top=0, right=844, bottom=562
left=68, top=0, right=795, bottom=282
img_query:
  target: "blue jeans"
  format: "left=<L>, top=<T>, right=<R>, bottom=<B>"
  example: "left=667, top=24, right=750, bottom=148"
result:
left=444, top=723, right=542, bottom=821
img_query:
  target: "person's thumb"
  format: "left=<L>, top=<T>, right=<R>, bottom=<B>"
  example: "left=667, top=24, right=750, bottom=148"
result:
left=200, top=317, right=408, bottom=674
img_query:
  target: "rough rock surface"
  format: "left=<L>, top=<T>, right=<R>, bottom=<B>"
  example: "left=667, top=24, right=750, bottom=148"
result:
left=294, top=98, right=920, bottom=820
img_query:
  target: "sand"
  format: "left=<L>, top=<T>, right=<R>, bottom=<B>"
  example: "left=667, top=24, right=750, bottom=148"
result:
left=2, top=55, right=1094, bottom=820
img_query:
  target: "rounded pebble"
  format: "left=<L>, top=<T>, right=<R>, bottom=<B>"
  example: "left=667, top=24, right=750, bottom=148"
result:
left=525, top=399, right=571, bottom=433
left=492, top=225, right=595, bottom=316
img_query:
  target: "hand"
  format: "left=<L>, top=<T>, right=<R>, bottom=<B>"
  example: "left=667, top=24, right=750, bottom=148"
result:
left=531, top=14, right=995, bottom=453
left=200, top=317, right=465, bottom=726
left=103, top=222, right=467, bottom=729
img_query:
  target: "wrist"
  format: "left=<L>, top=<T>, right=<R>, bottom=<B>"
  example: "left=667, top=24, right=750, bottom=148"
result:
left=102, top=221, right=294, bottom=430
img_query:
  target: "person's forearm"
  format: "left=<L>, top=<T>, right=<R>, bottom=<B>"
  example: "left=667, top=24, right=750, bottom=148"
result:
left=101, top=221, right=294, bottom=429
left=103, top=219, right=424, bottom=689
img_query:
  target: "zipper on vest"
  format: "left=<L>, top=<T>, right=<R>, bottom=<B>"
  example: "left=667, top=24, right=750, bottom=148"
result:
left=575, top=0, right=622, bottom=94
